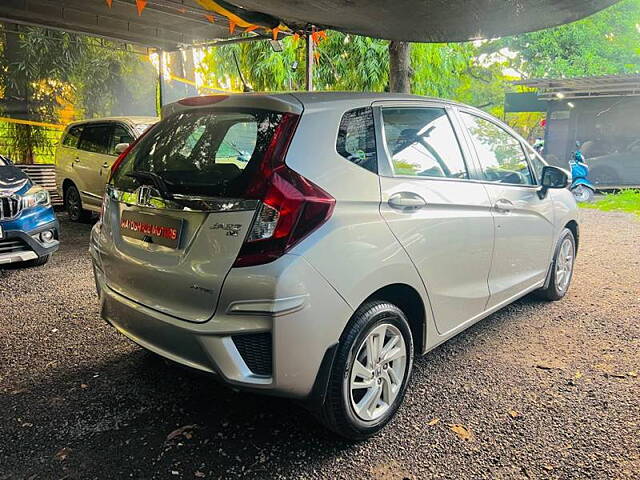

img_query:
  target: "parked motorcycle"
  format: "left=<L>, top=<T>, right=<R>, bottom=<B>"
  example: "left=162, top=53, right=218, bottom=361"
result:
left=569, top=141, right=596, bottom=202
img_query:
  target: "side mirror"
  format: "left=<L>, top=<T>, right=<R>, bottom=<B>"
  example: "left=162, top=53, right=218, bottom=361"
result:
left=538, top=165, right=569, bottom=199
left=114, top=143, right=130, bottom=154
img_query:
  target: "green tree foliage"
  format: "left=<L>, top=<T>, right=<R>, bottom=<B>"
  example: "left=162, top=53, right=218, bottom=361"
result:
left=482, top=0, right=640, bottom=77
left=0, top=24, right=155, bottom=163
left=200, top=33, right=476, bottom=97
left=200, top=32, right=390, bottom=92
left=0, top=26, right=86, bottom=162
left=410, top=43, right=475, bottom=98
left=71, top=40, right=156, bottom=118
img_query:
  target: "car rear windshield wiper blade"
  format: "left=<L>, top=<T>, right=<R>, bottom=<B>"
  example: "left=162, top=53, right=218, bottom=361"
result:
left=127, top=170, right=174, bottom=200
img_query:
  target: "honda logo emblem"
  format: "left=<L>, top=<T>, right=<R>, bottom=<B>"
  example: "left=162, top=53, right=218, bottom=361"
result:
left=137, top=185, right=152, bottom=206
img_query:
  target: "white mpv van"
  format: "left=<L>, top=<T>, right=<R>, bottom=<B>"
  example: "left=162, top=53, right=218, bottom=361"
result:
left=55, top=117, right=157, bottom=221
left=90, top=93, right=578, bottom=439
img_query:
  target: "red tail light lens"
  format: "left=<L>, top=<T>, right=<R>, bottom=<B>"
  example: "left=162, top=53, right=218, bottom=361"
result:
left=233, top=113, right=335, bottom=268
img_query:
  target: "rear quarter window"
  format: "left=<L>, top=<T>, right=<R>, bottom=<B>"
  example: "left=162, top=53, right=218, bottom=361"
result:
left=336, top=107, right=377, bottom=173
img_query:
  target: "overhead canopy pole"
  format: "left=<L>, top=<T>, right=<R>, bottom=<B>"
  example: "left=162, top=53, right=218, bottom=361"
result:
left=157, top=50, right=165, bottom=113
left=305, top=29, right=313, bottom=92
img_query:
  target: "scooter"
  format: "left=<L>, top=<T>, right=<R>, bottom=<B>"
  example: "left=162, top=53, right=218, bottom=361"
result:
left=569, top=141, right=596, bottom=202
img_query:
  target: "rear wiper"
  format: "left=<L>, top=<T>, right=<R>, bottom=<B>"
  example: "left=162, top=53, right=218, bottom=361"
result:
left=127, top=170, right=174, bottom=200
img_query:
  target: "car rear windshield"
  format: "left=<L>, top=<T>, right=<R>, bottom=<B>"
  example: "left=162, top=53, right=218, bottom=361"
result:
left=111, top=109, right=285, bottom=197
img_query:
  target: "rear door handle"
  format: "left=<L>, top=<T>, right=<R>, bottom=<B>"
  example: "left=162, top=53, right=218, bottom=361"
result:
left=494, top=198, right=513, bottom=214
left=388, top=192, right=427, bottom=211
left=73, top=157, right=80, bottom=163
left=102, top=162, right=110, bottom=169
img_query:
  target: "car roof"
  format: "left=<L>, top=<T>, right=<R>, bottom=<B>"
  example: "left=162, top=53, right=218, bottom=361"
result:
left=162, top=91, right=471, bottom=120
left=288, top=91, right=463, bottom=107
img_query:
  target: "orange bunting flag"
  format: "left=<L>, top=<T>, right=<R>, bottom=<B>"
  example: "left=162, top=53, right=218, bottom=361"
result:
left=314, top=51, right=320, bottom=63
left=105, top=0, right=113, bottom=7
left=292, top=32, right=300, bottom=43
left=244, top=25, right=259, bottom=33
left=136, top=0, right=147, bottom=16
left=311, top=30, right=327, bottom=45
left=271, top=27, right=281, bottom=41
left=205, top=14, right=215, bottom=23
left=228, top=21, right=236, bottom=34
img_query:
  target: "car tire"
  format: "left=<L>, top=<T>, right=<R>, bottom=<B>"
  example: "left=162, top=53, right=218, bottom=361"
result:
left=320, top=300, right=414, bottom=440
left=536, top=228, right=576, bottom=301
left=23, top=254, right=50, bottom=268
left=65, top=184, right=92, bottom=223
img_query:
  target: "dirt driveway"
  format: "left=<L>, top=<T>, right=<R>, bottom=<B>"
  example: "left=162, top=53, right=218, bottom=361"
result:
left=0, top=209, right=638, bottom=480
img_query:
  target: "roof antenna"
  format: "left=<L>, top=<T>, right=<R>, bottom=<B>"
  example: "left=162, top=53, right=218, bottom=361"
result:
left=233, top=51, right=252, bottom=92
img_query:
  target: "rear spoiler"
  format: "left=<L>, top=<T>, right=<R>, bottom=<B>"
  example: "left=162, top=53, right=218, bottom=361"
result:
left=161, top=93, right=303, bottom=120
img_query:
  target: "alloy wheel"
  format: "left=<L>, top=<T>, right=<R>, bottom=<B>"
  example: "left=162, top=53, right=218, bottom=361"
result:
left=66, top=188, right=81, bottom=220
left=555, top=237, right=574, bottom=293
left=349, top=323, right=407, bottom=422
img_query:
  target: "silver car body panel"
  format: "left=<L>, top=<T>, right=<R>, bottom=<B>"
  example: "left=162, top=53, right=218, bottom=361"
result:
left=90, top=92, right=579, bottom=400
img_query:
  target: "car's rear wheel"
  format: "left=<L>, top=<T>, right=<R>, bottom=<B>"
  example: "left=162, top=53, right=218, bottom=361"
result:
left=320, top=300, right=414, bottom=440
left=536, top=228, right=576, bottom=301
left=65, top=184, right=92, bottom=222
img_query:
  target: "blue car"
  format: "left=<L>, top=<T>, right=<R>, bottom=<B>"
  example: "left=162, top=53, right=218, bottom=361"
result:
left=0, top=155, right=59, bottom=267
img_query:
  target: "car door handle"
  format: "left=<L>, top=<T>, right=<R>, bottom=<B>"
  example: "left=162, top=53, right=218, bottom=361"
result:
left=388, top=192, right=427, bottom=211
left=73, top=157, right=80, bottom=163
left=494, top=198, right=513, bottom=214
left=102, top=162, right=110, bottom=169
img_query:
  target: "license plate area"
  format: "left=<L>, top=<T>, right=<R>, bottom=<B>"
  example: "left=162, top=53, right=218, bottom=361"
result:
left=120, top=211, right=183, bottom=249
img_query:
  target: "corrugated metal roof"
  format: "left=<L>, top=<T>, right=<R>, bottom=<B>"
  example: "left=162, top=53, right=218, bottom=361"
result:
left=514, top=74, right=640, bottom=100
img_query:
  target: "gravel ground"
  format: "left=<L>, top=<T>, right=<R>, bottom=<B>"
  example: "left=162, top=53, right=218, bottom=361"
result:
left=1, top=209, right=638, bottom=480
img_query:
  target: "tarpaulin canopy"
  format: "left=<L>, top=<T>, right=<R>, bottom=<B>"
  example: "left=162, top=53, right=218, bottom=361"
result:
left=0, top=0, right=270, bottom=51
left=0, top=0, right=621, bottom=49
left=230, top=0, right=620, bottom=42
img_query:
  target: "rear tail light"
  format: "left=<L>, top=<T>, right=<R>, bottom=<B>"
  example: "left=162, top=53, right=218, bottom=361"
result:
left=233, top=113, right=335, bottom=268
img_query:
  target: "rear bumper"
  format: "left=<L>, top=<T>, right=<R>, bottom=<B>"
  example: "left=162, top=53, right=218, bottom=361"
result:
left=92, top=253, right=353, bottom=399
left=0, top=218, right=60, bottom=265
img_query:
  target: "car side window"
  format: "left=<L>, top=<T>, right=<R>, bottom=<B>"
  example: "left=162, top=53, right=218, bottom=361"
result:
left=110, top=125, right=134, bottom=155
left=461, top=112, right=534, bottom=185
left=524, top=143, right=547, bottom=184
left=62, top=126, right=83, bottom=148
left=381, top=107, right=468, bottom=179
left=336, top=107, right=377, bottom=173
left=78, top=125, right=113, bottom=155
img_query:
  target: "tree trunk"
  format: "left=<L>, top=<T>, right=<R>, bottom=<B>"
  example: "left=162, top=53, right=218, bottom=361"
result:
left=388, top=41, right=411, bottom=93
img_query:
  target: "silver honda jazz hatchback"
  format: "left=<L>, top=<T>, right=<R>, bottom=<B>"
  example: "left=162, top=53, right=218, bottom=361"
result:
left=90, top=92, right=578, bottom=439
